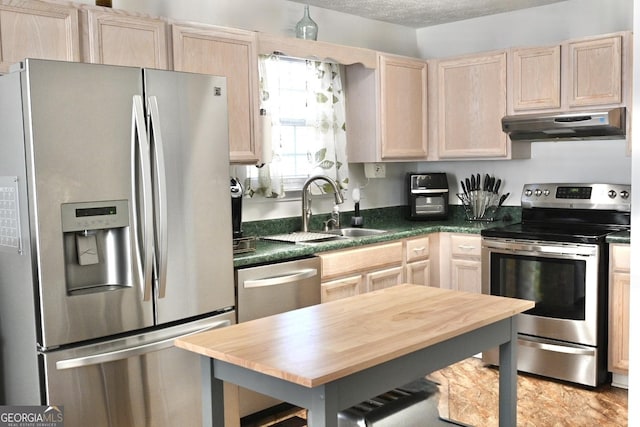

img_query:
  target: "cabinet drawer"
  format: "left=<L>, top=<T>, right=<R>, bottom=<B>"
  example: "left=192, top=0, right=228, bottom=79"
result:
left=320, top=241, right=403, bottom=280
left=405, top=236, right=430, bottom=262
left=450, top=234, right=481, bottom=258
left=611, top=244, right=630, bottom=271
left=321, top=275, right=364, bottom=303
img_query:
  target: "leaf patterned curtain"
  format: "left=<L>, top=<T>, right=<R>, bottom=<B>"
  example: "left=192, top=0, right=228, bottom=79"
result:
left=244, top=55, right=349, bottom=198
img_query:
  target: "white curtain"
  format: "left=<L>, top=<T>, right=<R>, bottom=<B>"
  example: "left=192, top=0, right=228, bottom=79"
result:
left=244, top=55, right=349, bottom=198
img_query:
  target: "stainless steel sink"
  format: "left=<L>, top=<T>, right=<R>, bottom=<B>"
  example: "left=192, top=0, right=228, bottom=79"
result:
left=261, top=228, right=387, bottom=245
left=325, top=227, right=388, bottom=238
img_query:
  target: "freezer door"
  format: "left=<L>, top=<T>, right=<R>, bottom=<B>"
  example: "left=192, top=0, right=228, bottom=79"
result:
left=42, top=312, right=235, bottom=427
left=21, top=59, right=154, bottom=348
left=143, top=69, right=235, bottom=324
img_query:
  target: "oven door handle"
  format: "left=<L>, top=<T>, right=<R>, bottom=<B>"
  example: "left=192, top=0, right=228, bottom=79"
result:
left=483, top=241, right=597, bottom=257
left=518, top=337, right=595, bottom=356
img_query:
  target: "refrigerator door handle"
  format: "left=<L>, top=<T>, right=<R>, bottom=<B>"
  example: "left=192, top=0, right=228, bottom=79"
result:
left=55, top=319, right=232, bottom=370
left=147, top=96, right=168, bottom=298
left=131, top=95, right=154, bottom=302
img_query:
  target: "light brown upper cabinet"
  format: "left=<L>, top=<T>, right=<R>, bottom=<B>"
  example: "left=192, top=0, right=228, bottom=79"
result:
left=509, top=45, right=561, bottom=112
left=346, top=53, right=428, bottom=162
left=566, top=34, right=622, bottom=108
left=83, top=7, right=169, bottom=69
left=172, top=23, right=260, bottom=164
left=508, top=32, right=630, bottom=115
left=0, top=0, right=80, bottom=73
left=435, top=51, right=512, bottom=159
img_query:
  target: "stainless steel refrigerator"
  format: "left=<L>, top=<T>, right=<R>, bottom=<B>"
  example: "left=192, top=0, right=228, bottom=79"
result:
left=0, top=59, right=235, bottom=426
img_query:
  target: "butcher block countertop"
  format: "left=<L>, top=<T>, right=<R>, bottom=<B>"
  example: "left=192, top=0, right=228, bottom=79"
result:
left=175, top=284, right=534, bottom=388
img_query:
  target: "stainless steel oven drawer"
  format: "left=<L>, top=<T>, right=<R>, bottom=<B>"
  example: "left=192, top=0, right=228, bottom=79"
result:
left=337, top=379, right=464, bottom=427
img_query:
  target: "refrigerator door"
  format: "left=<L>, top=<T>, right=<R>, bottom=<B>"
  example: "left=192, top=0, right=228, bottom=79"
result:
left=21, top=59, right=154, bottom=349
left=143, top=69, right=235, bottom=324
left=42, top=311, right=235, bottom=427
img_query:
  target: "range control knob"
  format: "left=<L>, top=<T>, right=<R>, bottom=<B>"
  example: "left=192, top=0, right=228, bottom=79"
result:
left=543, top=189, right=550, bottom=196
left=620, top=190, right=630, bottom=199
left=534, top=189, right=542, bottom=197
left=608, top=190, right=617, bottom=199
left=524, top=189, right=533, bottom=197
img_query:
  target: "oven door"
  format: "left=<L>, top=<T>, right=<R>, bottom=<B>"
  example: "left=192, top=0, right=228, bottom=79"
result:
left=481, top=237, right=601, bottom=346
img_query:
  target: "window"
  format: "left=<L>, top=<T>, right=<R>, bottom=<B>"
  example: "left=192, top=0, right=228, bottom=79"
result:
left=243, top=55, right=349, bottom=198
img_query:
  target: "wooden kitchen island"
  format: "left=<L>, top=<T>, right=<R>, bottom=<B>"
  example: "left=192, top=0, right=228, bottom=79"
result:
left=175, top=284, right=534, bottom=427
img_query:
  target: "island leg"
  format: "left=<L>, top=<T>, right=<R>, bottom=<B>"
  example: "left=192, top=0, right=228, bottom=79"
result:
left=201, top=356, right=226, bottom=427
left=307, top=384, right=339, bottom=427
left=498, top=317, right=518, bottom=427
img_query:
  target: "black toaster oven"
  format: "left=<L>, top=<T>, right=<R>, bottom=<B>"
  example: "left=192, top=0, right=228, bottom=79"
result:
left=407, top=173, right=449, bottom=220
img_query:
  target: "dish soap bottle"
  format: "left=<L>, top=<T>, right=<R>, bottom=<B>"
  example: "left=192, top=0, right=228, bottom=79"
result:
left=350, top=188, right=364, bottom=228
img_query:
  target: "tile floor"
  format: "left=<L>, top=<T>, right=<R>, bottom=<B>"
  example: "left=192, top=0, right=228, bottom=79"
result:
left=430, top=357, right=628, bottom=427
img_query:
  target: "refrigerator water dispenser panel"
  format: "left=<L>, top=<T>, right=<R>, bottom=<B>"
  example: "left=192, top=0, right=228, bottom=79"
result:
left=61, top=200, right=131, bottom=295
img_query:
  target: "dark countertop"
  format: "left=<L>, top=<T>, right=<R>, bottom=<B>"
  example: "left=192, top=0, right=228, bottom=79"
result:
left=233, top=205, right=520, bottom=268
left=606, top=230, right=631, bottom=244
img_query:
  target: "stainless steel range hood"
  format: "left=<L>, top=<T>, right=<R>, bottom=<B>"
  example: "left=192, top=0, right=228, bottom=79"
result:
left=502, top=107, right=626, bottom=141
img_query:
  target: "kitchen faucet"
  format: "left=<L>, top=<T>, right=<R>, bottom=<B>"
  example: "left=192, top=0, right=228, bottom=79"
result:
left=301, top=175, right=345, bottom=232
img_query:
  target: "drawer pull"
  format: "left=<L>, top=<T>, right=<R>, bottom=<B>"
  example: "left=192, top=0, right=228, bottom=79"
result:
left=412, top=246, right=426, bottom=253
left=458, top=244, right=476, bottom=251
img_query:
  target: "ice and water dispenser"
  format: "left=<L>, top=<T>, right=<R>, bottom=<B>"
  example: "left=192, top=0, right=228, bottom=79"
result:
left=61, top=200, right=131, bottom=295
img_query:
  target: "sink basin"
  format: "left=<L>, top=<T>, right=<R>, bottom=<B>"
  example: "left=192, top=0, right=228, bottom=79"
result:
left=325, top=227, right=388, bottom=238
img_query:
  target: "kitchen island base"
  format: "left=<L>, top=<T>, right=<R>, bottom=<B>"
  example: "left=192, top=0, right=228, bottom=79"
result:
left=176, top=285, right=533, bottom=427
left=200, top=321, right=516, bottom=426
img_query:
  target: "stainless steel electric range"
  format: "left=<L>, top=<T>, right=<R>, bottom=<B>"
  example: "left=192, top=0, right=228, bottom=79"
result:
left=481, top=183, right=630, bottom=387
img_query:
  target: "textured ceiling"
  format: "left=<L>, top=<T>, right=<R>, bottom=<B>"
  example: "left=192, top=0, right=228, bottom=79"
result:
left=290, top=0, right=568, bottom=28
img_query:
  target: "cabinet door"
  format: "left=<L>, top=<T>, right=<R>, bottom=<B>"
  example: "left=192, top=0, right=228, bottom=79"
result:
left=609, top=244, right=630, bottom=374
left=510, top=45, right=560, bottom=112
left=437, top=52, right=507, bottom=158
left=172, top=23, right=259, bottom=164
left=85, top=9, right=168, bottom=69
left=450, top=258, right=481, bottom=294
left=405, top=260, right=430, bottom=287
left=378, top=53, right=428, bottom=160
left=446, top=233, right=481, bottom=293
left=321, top=275, right=364, bottom=303
left=366, top=266, right=403, bottom=292
left=609, top=270, right=630, bottom=373
left=567, top=35, right=622, bottom=107
left=0, top=0, right=80, bottom=73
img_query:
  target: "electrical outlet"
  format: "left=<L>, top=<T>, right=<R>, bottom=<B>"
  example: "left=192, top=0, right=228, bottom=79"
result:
left=364, top=163, right=386, bottom=178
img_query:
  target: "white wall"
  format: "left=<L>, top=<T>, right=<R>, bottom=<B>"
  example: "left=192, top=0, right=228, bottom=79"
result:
left=416, top=0, right=632, bottom=58
left=106, top=0, right=419, bottom=57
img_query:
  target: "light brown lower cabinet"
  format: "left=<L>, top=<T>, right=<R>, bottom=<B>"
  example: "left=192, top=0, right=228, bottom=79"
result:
left=319, top=241, right=404, bottom=303
left=609, top=243, right=630, bottom=374
left=405, top=259, right=430, bottom=287
left=321, top=274, right=364, bottom=302
left=439, top=232, right=482, bottom=294
left=405, top=235, right=432, bottom=287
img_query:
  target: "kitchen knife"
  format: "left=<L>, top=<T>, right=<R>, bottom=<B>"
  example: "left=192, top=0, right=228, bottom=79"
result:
left=498, top=192, right=510, bottom=206
left=493, top=179, right=501, bottom=194
left=465, top=177, right=471, bottom=193
left=476, top=174, right=481, bottom=190
left=483, top=174, right=490, bottom=191
left=460, top=180, right=467, bottom=196
left=488, top=176, right=495, bottom=193
left=470, top=175, right=476, bottom=191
